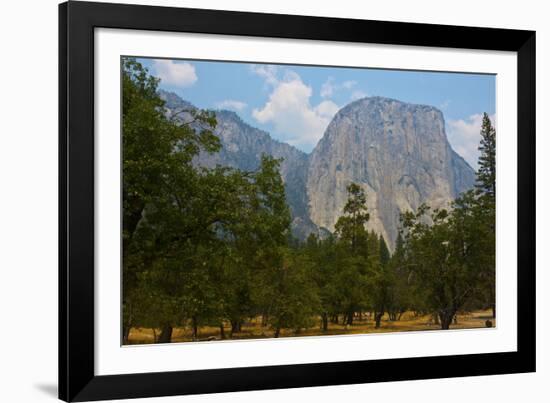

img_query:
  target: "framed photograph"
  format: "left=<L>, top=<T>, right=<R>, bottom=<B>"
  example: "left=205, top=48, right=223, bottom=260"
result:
left=59, top=1, right=535, bottom=401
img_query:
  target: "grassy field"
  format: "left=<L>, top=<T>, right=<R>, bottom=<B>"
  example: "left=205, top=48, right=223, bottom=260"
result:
left=127, top=309, right=495, bottom=344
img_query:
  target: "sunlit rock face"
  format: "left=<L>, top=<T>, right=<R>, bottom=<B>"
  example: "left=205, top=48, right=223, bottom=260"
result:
left=306, top=97, right=475, bottom=249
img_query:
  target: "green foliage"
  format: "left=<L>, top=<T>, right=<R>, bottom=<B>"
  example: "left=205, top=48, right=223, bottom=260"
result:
left=267, top=250, right=321, bottom=336
left=474, top=113, right=496, bottom=317
left=384, top=233, right=413, bottom=320
left=476, top=113, right=496, bottom=199
left=335, top=183, right=370, bottom=254
left=399, top=184, right=495, bottom=328
left=379, top=236, right=390, bottom=266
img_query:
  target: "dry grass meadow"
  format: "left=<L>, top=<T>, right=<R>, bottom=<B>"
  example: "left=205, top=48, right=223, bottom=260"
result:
left=126, top=309, right=495, bottom=345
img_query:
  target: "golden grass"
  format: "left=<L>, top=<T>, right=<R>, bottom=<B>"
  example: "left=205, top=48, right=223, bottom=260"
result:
left=126, top=309, right=495, bottom=345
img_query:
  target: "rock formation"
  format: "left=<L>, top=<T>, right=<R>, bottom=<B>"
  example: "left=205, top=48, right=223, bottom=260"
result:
left=306, top=97, right=475, bottom=248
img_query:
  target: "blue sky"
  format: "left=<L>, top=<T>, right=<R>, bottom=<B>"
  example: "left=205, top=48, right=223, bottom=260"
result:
left=135, top=57, right=495, bottom=168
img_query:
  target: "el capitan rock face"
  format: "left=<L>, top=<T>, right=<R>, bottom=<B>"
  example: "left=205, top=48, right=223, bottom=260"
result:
left=306, top=97, right=475, bottom=248
left=160, top=91, right=475, bottom=247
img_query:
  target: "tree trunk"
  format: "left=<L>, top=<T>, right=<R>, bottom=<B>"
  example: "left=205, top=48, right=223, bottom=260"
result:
left=157, top=324, right=173, bottom=343
left=347, top=310, right=354, bottom=326
left=274, top=325, right=281, bottom=338
left=375, top=312, right=383, bottom=329
left=321, top=312, right=328, bottom=331
left=122, top=325, right=131, bottom=344
left=191, top=317, right=198, bottom=340
left=230, top=320, right=241, bottom=337
left=261, top=313, right=269, bottom=327
left=220, top=323, right=226, bottom=340
left=439, top=310, right=456, bottom=330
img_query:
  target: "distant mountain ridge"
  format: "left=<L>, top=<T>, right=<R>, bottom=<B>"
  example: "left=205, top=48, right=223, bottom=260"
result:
left=159, top=90, right=476, bottom=247
left=159, top=90, right=324, bottom=239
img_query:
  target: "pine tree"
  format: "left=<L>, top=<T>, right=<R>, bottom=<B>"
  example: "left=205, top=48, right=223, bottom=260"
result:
left=474, top=113, right=497, bottom=318
left=379, top=235, right=390, bottom=266
left=334, top=183, right=370, bottom=253
left=476, top=113, right=496, bottom=199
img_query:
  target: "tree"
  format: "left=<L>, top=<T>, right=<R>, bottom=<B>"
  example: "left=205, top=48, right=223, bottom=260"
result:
left=333, top=183, right=371, bottom=325
left=385, top=233, right=413, bottom=321
left=242, top=155, right=297, bottom=337
left=122, top=57, right=221, bottom=342
left=379, top=236, right=390, bottom=266
left=304, top=234, right=342, bottom=332
left=476, top=113, right=496, bottom=199
left=400, top=197, right=490, bottom=330
left=475, top=113, right=496, bottom=318
left=369, top=234, right=393, bottom=328
left=267, top=250, right=320, bottom=337
left=335, top=183, right=370, bottom=254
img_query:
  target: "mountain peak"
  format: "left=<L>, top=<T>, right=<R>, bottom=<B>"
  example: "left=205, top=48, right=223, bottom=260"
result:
left=307, top=97, right=475, bottom=248
left=158, top=89, right=195, bottom=111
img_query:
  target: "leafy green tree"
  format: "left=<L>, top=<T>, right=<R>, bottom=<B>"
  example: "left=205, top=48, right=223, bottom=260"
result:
left=400, top=198, right=490, bottom=329
left=122, top=57, right=221, bottom=342
left=268, top=250, right=320, bottom=337
left=243, top=156, right=298, bottom=337
left=385, top=233, right=413, bottom=321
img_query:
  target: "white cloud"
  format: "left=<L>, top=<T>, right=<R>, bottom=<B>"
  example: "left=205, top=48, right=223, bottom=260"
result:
left=350, top=90, right=367, bottom=101
left=216, top=99, right=247, bottom=112
left=249, top=64, right=279, bottom=86
left=320, top=77, right=336, bottom=98
left=320, top=77, right=358, bottom=98
left=440, top=99, right=451, bottom=110
left=152, top=60, right=197, bottom=87
left=252, top=70, right=340, bottom=150
left=315, top=100, right=340, bottom=118
left=446, top=113, right=496, bottom=168
left=342, top=80, right=357, bottom=90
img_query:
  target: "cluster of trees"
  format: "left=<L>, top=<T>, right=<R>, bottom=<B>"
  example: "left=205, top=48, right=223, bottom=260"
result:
left=397, top=112, right=496, bottom=329
left=122, top=58, right=496, bottom=343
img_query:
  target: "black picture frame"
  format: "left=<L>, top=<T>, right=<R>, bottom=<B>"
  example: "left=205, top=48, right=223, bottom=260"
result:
left=59, top=1, right=536, bottom=401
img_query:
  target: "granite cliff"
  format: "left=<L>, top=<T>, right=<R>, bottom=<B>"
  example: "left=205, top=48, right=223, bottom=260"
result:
left=306, top=97, right=475, bottom=248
